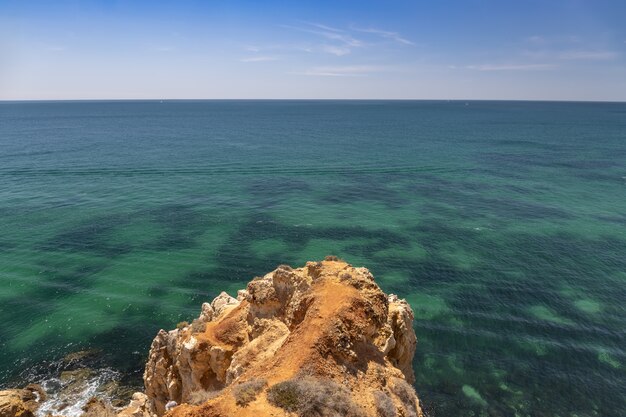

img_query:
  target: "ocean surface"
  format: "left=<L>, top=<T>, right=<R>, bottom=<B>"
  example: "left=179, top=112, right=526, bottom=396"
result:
left=0, top=100, right=624, bottom=417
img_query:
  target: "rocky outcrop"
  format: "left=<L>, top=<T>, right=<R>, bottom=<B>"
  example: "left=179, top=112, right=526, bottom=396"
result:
left=1, top=259, right=420, bottom=417
left=81, top=397, right=117, bottom=417
left=143, top=259, right=421, bottom=417
left=0, top=385, right=45, bottom=417
left=116, top=393, right=153, bottom=417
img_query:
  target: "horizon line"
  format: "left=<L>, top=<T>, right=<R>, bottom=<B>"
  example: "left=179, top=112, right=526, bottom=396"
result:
left=1, top=98, right=625, bottom=104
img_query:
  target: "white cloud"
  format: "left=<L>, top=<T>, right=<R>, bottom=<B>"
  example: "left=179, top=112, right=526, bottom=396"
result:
left=351, top=26, right=414, bottom=45
left=278, top=22, right=413, bottom=58
left=524, top=35, right=582, bottom=45
left=466, top=63, right=556, bottom=71
left=521, top=35, right=617, bottom=61
left=558, top=50, right=618, bottom=60
left=240, top=56, right=279, bottom=62
left=320, top=45, right=351, bottom=56
left=244, top=44, right=313, bottom=54
left=281, top=23, right=363, bottom=48
left=307, top=23, right=344, bottom=33
left=315, top=30, right=362, bottom=47
left=294, top=65, right=388, bottom=77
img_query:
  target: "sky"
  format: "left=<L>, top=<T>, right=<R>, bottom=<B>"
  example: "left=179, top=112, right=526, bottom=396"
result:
left=1, top=0, right=625, bottom=100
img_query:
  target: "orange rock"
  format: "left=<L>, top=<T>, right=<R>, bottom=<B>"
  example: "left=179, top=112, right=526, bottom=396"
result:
left=0, top=385, right=44, bottom=417
left=143, top=259, right=421, bottom=417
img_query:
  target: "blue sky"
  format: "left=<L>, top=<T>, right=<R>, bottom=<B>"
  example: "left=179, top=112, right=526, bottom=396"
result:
left=1, top=0, right=625, bottom=100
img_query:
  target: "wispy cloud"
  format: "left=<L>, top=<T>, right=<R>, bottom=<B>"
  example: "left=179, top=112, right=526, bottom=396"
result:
left=244, top=42, right=350, bottom=57
left=240, top=56, right=279, bottom=62
left=469, top=35, right=619, bottom=73
left=282, top=23, right=363, bottom=48
left=522, top=35, right=618, bottom=61
left=307, top=23, right=344, bottom=33
left=351, top=26, right=414, bottom=45
left=294, top=65, right=389, bottom=77
left=244, top=22, right=413, bottom=66
left=320, top=45, right=351, bottom=56
left=525, top=35, right=582, bottom=45
left=279, top=22, right=414, bottom=57
left=466, top=63, right=556, bottom=71
left=558, top=50, right=618, bottom=60
left=524, top=48, right=618, bottom=62
left=244, top=44, right=313, bottom=54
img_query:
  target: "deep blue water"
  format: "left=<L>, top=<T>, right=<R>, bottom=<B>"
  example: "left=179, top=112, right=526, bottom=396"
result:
left=0, top=100, right=625, bottom=416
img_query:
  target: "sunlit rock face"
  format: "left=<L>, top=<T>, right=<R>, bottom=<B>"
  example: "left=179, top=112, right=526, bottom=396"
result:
left=143, top=259, right=421, bottom=417
left=0, top=385, right=45, bottom=417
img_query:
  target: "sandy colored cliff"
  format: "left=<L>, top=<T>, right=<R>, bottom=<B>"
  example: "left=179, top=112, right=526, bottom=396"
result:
left=0, top=259, right=421, bottom=417
left=143, top=259, right=421, bottom=417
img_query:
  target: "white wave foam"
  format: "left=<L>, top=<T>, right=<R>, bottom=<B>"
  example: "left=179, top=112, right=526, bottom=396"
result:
left=36, top=368, right=121, bottom=417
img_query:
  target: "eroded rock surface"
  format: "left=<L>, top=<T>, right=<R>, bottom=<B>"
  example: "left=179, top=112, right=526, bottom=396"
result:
left=0, top=385, right=44, bottom=417
left=2, top=260, right=420, bottom=417
left=143, top=260, right=421, bottom=417
left=115, top=393, right=154, bottom=417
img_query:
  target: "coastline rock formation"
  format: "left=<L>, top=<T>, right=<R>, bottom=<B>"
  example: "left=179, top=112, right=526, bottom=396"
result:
left=0, top=385, right=45, bottom=417
left=143, top=259, right=421, bottom=417
left=1, top=259, right=421, bottom=417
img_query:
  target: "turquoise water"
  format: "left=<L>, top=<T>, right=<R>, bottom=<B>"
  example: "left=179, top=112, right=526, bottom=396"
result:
left=0, top=100, right=624, bottom=416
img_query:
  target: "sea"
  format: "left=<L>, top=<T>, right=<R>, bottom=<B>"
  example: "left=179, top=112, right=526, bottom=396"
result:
left=0, top=100, right=624, bottom=417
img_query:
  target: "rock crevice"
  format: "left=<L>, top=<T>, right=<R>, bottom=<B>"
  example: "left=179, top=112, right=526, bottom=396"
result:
left=142, top=260, right=421, bottom=417
left=0, top=260, right=421, bottom=417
